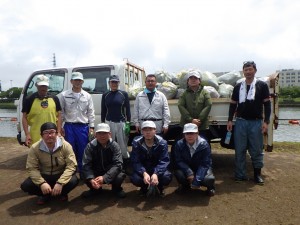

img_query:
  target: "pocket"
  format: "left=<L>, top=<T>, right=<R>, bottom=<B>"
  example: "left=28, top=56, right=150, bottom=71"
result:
left=79, top=98, right=88, bottom=110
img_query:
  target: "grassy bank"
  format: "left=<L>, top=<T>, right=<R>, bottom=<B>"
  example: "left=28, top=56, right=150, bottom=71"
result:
left=0, top=102, right=16, bottom=109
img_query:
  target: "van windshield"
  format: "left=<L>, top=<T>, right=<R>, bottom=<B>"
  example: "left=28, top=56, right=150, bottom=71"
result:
left=74, top=67, right=112, bottom=94
left=25, top=70, right=66, bottom=98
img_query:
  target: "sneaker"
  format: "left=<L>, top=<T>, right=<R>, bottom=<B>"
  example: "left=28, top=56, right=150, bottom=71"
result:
left=206, top=188, right=215, bottom=197
left=36, top=195, right=50, bottom=205
left=81, top=188, right=102, bottom=198
left=59, top=194, right=68, bottom=202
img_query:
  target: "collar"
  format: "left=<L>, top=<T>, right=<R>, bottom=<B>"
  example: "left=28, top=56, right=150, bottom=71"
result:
left=40, top=137, right=63, bottom=153
left=144, top=88, right=157, bottom=94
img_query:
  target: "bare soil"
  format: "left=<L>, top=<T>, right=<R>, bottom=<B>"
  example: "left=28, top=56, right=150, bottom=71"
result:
left=0, top=137, right=299, bottom=225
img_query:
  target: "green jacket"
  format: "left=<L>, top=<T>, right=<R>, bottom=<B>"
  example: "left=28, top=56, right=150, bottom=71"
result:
left=178, top=85, right=212, bottom=130
left=26, top=137, right=77, bottom=186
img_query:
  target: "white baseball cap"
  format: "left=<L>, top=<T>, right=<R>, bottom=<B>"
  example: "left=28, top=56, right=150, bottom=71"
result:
left=183, top=123, right=198, bottom=133
left=187, top=70, right=201, bottom=79
left=141, top=120, right=156, bottom=129
left=95, top=123, right=110, bottom=133
left=71, top=72, right=84, bottom=80
left=36, top=75, right=49, bottom=86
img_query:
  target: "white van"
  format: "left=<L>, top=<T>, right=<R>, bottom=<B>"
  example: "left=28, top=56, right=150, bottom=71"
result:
left=15, top=60, right=146, bottom=144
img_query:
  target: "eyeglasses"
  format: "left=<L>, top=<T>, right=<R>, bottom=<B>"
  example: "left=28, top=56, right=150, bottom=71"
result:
left=42, top=130, right=57, bottom=136
left=146, top=80, right=156, bottom=83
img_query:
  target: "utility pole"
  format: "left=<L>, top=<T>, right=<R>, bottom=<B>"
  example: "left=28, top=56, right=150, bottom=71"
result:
left=10, top=80, right=12, bottom=88
left=52, top=53, right=56, bottom=67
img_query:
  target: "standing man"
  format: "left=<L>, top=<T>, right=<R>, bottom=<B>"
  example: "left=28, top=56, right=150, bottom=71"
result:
left=59, top=72, right=95, bottom=173
left=101, top=75, right=131, bottom=162
left=20, top=122, right=78, bottom=205
left=22, top=74, right=62, bottom=146
left=130, top=121, right=172, bottom=197
left=173, top=123, right=215, bottom=196
left=227, top=61, right=271, bottom=185
left=178, top=70, right=212, bottom=141
left=133, top=74, right=170, bottom=136
left=81, top=123, right=126, bottom=198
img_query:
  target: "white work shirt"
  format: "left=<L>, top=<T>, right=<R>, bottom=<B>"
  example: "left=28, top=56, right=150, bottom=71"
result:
left=59, top=89, right=95, bottom=127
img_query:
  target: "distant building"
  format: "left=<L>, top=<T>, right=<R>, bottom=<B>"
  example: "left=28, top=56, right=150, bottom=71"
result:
left=277, top=69, right=300, bottom=87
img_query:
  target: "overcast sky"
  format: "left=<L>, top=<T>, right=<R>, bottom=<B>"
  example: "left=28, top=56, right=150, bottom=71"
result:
left=0, top=0, right=299, bottom=90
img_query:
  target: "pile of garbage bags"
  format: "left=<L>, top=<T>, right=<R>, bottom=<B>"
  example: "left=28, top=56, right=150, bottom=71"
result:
left=128, top=69, right=271, bottom=100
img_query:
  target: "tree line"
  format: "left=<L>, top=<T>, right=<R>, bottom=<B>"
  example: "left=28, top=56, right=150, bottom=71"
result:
left=0, top=87, right=23, bottom=102
left=279, top=86, right=300, bottom=99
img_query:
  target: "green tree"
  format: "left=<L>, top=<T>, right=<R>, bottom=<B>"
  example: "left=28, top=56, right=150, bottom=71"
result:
left=279, top=86, right=300, bottom=98
left=0, top=87, right=23, bottom=99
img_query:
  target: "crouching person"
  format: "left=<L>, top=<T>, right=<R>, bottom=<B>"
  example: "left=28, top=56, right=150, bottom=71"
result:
left=20, top=122, right=79, bottom=205
left=173, top=123, right=215, bottom=196
left=130, top=121, right=172, bottom=197
left=81, top=123, right=126, bottom=199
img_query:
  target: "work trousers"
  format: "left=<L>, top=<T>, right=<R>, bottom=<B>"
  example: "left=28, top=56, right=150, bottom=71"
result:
left=20, top=173, right=79, bottom=196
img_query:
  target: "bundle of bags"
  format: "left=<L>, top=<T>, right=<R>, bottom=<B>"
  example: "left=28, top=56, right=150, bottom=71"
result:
left=128, top=69, right=271, bottom=100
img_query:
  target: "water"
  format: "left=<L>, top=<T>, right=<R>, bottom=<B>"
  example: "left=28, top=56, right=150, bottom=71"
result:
left=274, top=107, right=300, bottom=142
left=0, top=109, right=18, bottom=138
left=1, top=108, right=300, bottom=142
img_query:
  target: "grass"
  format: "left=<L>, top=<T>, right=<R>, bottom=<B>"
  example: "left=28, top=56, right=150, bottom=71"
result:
left=0, top=102, right=16, bottom=109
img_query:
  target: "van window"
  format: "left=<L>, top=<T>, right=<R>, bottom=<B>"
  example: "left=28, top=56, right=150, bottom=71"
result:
left=25, top=71, right=65, bottom=98
left=74, top=67, right=111, bottom=94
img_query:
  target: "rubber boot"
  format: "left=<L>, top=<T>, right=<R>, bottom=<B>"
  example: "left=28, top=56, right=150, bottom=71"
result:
left=254, top=168, right=264, bottom=185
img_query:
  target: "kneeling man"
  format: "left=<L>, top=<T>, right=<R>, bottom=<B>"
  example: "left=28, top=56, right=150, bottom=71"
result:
left=173, top=123, right=215, bottom=196
left=81, top=123, right=126, bottom=198
left=20, top=122, right=78, bottom=205
left=130, top=120, right=172, bottom=197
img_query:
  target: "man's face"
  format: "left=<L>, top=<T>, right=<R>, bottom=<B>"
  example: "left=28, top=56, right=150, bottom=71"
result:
left=109, top=81, right=119, bottom=91
left=41, top=129, right=57, bottom=145
left=187, top=76, right=200, bottom=88
left=37, top=85, right=48, bottom=97
left=243, top=66, right=256, bottom=80
left=142, top=127, right=156, bottom=140
left=95, top=132, right=111, bottom=145
left=184, top=132, right=198, bottom=145
left=71, top=79, right=84, bottom=89
left=145, top=76, right=157, bottom=91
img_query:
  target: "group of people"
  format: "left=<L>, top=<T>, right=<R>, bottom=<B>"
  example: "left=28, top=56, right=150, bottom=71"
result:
left=20, top=61, right=270, bottom=205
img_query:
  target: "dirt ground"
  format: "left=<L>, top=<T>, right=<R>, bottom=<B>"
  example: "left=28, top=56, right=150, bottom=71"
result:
left=0, top=137, right=299, bottom=225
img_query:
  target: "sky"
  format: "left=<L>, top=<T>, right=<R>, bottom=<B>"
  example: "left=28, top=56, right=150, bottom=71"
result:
left=0, top=0, right=299, bottom=91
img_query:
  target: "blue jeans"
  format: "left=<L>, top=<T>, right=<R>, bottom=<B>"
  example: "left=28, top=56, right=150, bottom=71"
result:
left=234, top=118, right=264, bottom=179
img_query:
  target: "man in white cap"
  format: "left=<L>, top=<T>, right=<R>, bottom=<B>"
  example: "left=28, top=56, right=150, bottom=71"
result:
left=178, top=70, right=212, bottom=141
left=22, top=74, right=62, bottom=146
left=172, top=123, right=215, bottom=196
left=59, top=72, right=95, bottom=173
left=81, top=123, right=126, bottom=198
left=130, top=120, right=172, bottom=197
